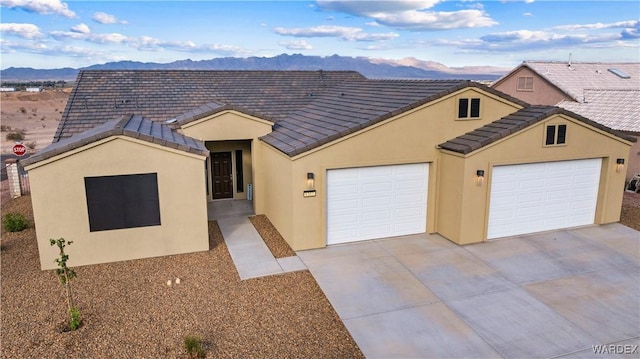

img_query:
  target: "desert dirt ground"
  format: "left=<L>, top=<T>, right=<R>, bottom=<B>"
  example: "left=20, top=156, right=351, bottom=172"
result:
left=0, top=89, right=70, bottom=154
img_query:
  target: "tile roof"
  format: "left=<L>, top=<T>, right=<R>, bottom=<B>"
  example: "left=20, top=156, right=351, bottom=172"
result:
left=261, top=79, right=528, bottom=156
left=55, top=70, right=366, bottom=142
left=175, top=101, right=270, bottom=127
left=558, top=89, right=640, bottom=132
left=438, top=105, right=636, bottom=155
left=23, top=114, right=208, bottom=167
left=509, top=61, right=639, bottom=102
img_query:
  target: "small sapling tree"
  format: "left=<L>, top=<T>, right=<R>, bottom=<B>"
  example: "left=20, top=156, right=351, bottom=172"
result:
left=50, top=238, right=81, bottom=330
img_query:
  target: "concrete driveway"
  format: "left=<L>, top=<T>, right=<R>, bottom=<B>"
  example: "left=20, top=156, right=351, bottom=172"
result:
left=297, top=223, right=640, bottom=358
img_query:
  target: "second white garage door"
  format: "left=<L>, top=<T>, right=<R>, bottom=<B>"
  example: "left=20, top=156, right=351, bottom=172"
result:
left=487, top=158, right=602, bottom=239
left=327, top=163, right=428, bottom=245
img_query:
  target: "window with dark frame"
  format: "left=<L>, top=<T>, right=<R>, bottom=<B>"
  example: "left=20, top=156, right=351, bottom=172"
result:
left=545, top=124, right=567, bottom=146
left=85, top=173, right=161, bottom=232
left=235, top=150, right=244, bottom=193
left=458, top=98, right=481, bottom=119
left=517, top=76, right=534, bottom=91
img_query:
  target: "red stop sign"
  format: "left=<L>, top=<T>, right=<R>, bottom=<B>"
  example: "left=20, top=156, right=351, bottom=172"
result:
left=12, top=143, right=27, bottom=156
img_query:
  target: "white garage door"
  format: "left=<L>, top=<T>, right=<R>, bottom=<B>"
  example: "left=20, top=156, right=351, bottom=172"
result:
left=327, top=163, right=428, bottom=245
left=487, top=158, right=602, bottom=239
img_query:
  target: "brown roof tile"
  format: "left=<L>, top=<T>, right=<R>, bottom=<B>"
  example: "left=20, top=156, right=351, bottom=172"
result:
left=56, top=70, right=366, bottom=142
left=261, top=79, right=525, bottom=156
left=24, top=114, right=208, bottom=167
left=439, top=105, right=636, bottom=155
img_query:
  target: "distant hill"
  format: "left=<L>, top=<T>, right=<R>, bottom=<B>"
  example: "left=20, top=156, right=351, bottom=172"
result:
left=0, top=54, right=510, bottom=82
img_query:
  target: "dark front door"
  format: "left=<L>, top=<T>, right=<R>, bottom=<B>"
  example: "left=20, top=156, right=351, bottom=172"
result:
left=211, top=152, right=233, bottom=199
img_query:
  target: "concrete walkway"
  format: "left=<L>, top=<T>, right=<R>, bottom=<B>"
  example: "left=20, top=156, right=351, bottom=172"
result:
left=216, top=213, right=307, bottom=280
left=297, top=223, right=640, bottom=358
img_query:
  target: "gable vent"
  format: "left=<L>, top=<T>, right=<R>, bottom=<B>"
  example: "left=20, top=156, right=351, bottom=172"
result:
left=608, top=68, right=631, bottom=79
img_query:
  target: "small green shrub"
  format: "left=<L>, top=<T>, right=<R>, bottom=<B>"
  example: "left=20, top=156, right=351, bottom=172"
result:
left=184, top=335, right=206, bottom=358
left=0, top=124, right=11, bottom=132
left=69, top=307, right=81, bottom=331
left=3, top=213, right=28, bottom=232
left=26, top=141, right=37, bottom=150
left=5, top=130, right=26, bottom=141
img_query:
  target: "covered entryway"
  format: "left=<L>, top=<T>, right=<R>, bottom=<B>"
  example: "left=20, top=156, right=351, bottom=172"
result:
left=205, top=140, right=253, bottom=202
left=327, top=163, right=428, bottom=245
left=487, top=158, right=602, bottom=239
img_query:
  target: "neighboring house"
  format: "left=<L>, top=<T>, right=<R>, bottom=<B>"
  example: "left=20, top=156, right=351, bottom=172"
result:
left=26, top=87, right=43, bottom=92
left=1, top=87, right=16, bottom=92
left=23, top=70, right=633, bottom=269
left=492, top=61, right=640, bottom=180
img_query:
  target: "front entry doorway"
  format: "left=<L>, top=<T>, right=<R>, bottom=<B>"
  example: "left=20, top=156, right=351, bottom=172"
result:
left=211, top=152, right=233, bottom=199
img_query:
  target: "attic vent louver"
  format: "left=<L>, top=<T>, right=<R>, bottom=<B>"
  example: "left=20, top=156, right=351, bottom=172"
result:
left=608, top=68, right=630, bottom=79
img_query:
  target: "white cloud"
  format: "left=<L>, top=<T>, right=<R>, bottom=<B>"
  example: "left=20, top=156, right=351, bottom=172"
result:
left=553, top=20, right=638, bottom=31
left=523, top=12, right=533, bottom=17
left=0, top=38, right=115, bottom=61
left=92, top=11, right=127, bottom=25
left=434, top=29, right=634, bottom=52
left=0, top=23, right=43, bottom=38
left=71, top=23, right=90, bottom=34
left=0, top=38, right=47, bottom=53
left=128, top=36, right=249, bottom=56
left=317, top=0, right=440, bottom=17
left=279, top=40, right=313, bottom=50
left=274, top=25, right=398, bottom=42
left=374, top=9, right=498, bottom=30
left=50, top=30, right=128, bottom=44
left=316, top=0, right=496, bottom=31
left=0, top=0, right=75, bottom=18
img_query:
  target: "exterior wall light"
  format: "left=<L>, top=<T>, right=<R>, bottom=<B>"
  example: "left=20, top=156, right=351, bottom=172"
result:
left=476, top=170, right=485, bottom=186
left=304, top=172, right=317, bottom=198
left=307, top=172, right=315, bottom=190
left=616, top=158, right=625, bottom=173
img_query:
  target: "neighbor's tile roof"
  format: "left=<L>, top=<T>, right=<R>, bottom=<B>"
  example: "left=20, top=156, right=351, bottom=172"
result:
left=558, top=89, right=640, bottom=132
left=55, top=70, right=366, bottom=142
left=438, top=105, right=636, bottom=155
left=502, top=61, right=639, bottom=102
left=261, top=79, right=528, bottom=156
left=24, top=114, right=207, bottom=166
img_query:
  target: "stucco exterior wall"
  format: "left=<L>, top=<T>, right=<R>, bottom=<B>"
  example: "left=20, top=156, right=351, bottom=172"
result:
left=180, top=110, right=273, bottom=207
left=27, top=136, right=209, bottom=270
left=493, top=67, right=571, bottom=105
left=438, top=114, right=631, bottom=245
left=180, top=111, right=273, bottom=141
left=259, top=144, right=294, bottom=242
left=261, top=88, right=523, bottom=250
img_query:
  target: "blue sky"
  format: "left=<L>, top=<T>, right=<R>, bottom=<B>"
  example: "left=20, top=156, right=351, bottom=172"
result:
left=1, top=0, right=638, bottom=69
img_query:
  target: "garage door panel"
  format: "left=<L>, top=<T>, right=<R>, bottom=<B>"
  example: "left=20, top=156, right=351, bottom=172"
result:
left=362, top=182, right=393, bottom=194
left=327, top=163, right=428, bottom=245
left=362, top=209, right=392, bottom=222
left=395, top=193, right=425, bottom=205
left=488, top=158, right=601, bottom=239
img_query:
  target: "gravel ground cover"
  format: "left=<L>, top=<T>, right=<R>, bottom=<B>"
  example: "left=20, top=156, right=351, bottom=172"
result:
left=249, top=215, right=296, bottom=259
left=621, top=192, right=640, bottom=231
left=0, top=196, right=363, bottom=358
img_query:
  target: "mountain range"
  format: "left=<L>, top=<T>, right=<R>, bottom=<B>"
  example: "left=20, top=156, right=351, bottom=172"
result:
left=0, top=54, right=510, bottom=82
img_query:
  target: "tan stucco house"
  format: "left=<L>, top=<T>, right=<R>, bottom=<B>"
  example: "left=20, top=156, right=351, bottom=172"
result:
left=23, top=70, right=634, bottom=269
left=492, top=61, right=640, bottom=181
